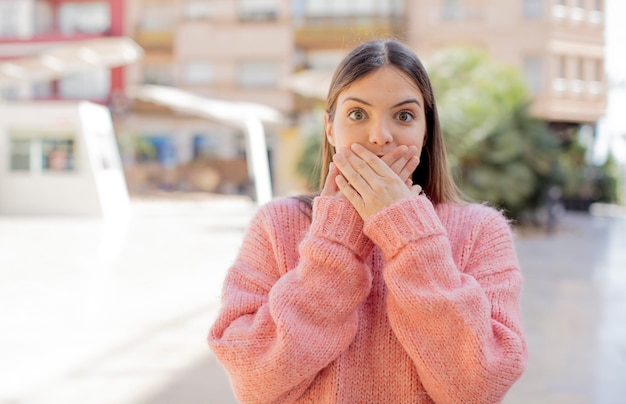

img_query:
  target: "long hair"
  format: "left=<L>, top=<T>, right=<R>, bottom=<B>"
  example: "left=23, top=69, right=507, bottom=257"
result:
left=298, top=39, right=464, bottom=209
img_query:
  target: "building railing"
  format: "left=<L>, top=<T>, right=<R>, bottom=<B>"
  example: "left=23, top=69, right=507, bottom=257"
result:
left=0, top=32, right=110, bottom=44
left=293, top=14, right=403, bottom=28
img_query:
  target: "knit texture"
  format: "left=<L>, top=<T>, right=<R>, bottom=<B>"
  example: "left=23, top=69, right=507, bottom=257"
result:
left=208, top=195, right=527, bottom=403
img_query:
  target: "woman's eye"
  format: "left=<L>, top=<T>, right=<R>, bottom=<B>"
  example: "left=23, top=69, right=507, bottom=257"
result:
left=396, top=111, right=414, bottom=122
left=348, top=110, right=366, bottom=120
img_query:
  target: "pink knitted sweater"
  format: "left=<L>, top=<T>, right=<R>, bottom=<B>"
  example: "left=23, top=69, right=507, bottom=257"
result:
left=208, top=195, right=527, bottom=403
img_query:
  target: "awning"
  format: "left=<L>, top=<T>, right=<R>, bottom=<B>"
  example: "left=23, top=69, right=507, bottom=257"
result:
left=130, top=85, right=282, bottom=205
left=279, top=69, right=333, bottom=100
left=0, top=37, right=143, bottom=87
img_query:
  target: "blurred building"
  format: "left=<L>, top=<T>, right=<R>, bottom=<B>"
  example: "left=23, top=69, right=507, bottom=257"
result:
left=0, top=0, right=607, bottom=198
left=120, top=0, right=294, bottom=196
left=405, top=0, right=606, bottom=133
left=0, top=0, right=126, bottom=103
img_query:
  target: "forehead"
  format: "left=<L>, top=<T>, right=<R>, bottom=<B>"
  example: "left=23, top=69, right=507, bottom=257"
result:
left=338, top=66, right=423, bottom=102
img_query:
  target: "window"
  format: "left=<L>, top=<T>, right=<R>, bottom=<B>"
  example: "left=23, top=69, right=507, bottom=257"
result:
left=592, top=0, right=603, bottom=11
left=59, top=2, right=110, bottom=35
left=0, top=0, right=26, bottom=38
left=307, top=50, right=345, bottom=70
left=523, top=56, right=543, bottom=94
left=9, top=139, right=31, bottom=171
left=557, top=55, right=567, bottom=78
left=301, top=0, right=401, bottom=18
left=442, top=0, right=462, bottom=20
left=34, top=0, right=54, bottom=35
left=238, top=62, right=279, bottom=88
left=183, top=61, right=215, bottom=85
left=1, top=86, right=19, bottom=101
left=239, top=0, right=278, bottom=21
left=570, top=0, right=585, bottom=21
left=589, top=0, right=603, bottom=23
left=552, top=0, right=567, bottom=19
left=193, top=133, right=221, bottom=159
left=589, top=59, right=603, bottom=95
left=138, top=135, right=177, bottom=167
left=593, top=59, right=603, bottom=82
left=143, top=63, right=175, bottom=86
left=42, top=139, right=75, bottom=171
left=31, top=81, right=53, bottom=99
left=576, top=58, right=584, bottom=80
left=184, top=1, right=213, bottom=20
left=524, top=0, right=543, bottom=19
left=140, top=3, right=177, bottom=31
left=9, top=134, right=75, bottom=172
left=552, top=55, right=567, bottom=93
left=571, top=57, right=585, bottom=93
left=59, top=68, right=110, bottom=99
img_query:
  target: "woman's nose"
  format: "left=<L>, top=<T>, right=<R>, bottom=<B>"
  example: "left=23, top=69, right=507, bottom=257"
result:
left=368, top=120, right=393, bottom=145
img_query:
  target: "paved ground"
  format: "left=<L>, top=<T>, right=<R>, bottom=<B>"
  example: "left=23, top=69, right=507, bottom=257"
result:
left=0, top=196, right=625, bottom=404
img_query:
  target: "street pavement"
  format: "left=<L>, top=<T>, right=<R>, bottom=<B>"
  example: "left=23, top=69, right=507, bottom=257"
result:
left=0, top=196, right=624, bottom=404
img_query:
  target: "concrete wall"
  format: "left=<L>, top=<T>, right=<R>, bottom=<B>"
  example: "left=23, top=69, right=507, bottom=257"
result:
left=0, top=101, right=129, bottom=217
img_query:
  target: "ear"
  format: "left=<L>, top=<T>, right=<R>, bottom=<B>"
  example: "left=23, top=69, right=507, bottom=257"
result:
left=324, top=112, right=335, bottom=146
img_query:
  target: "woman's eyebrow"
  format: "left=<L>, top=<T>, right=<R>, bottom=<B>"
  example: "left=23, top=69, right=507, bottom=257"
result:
left=392, top=99, right=422, bottom=108
left=341, top=97, right=422, bottom=109
left=341, top=96, right=371, bottom=106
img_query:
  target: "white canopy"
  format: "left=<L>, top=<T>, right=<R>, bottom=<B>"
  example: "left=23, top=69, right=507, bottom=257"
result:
left=0, top=37, right=143, bottom=88
left=131, top=85, right=282, bottom=205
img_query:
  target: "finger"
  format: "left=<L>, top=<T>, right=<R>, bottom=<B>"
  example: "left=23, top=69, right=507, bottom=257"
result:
left=380, top=145, right=408, bottom=169
left=335, top=173, right=364, bottom=210
left=395, top=146, right=420, bottom=182
left=381, top=145, right=411, bottom=175
left=320, top=162, right=339, bottom=196
left=349, top=143, right=395, bottom=178
left=333, top=151, right=373, bottom=196
left=411, top=184, right=423, bottom=195
left=405, top=178, right=412, bottom=189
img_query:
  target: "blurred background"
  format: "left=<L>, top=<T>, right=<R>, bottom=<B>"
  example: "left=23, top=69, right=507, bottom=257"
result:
left=0, top=0, right=625, bottom=403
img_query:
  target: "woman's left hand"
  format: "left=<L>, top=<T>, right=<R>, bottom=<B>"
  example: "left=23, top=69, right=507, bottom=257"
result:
left=333, top=143, right=422, bottom=221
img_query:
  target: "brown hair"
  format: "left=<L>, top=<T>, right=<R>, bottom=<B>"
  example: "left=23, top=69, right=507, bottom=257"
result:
left=298, top=39, right=463, bottom=209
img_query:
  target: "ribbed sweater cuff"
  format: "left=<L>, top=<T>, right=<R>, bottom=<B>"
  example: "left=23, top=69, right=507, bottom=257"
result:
left=311, top=197, right=373, bottom=260
left=364, top=195, right=446, bottom=260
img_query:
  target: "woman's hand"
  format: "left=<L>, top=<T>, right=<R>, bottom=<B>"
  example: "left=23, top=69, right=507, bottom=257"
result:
left=332, top=143, right=422, bottom=221
left=320, top=161, right=345, bottom=198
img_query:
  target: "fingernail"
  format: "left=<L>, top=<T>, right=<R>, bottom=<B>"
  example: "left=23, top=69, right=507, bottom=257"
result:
left=333, top=153, right=343, bottom=162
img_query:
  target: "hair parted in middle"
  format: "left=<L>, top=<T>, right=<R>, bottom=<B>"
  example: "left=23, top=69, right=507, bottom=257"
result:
left=319, top=39, right=463, bottom=206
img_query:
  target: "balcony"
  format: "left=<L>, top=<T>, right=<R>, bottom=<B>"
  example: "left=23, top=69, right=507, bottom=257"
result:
left=295, top=15, right=403, bottom=50
left=533, top=78, right=606, bottom=123
left=0, top=0, right=114, bottom=44
left=134, top=31, right=174, bottom=52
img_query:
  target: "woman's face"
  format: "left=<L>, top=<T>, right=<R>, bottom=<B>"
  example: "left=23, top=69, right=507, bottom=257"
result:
left=325, top=66, right=427, bottom=161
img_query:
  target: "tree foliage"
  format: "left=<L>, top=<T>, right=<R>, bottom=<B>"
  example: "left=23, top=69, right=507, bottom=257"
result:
left=428, top=47, right=562, bottom=219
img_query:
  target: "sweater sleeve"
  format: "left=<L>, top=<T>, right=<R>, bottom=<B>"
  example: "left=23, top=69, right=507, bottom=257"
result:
left=363, top=195, right=527, bottom=404
left=208, top=197, right=374, bottom=404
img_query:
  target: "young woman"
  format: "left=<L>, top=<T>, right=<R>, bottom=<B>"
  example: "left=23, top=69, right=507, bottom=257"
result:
left=208, top=39, right=527, bottom=403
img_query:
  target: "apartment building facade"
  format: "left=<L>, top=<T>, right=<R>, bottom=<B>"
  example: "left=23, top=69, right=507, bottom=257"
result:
left=405, top=0, right=606, bottom=126
left=0, top=0, right=606, bottom=197
left=0, top=0, right=126, bottom=102
left=121, top=0, right=294, bottom=195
